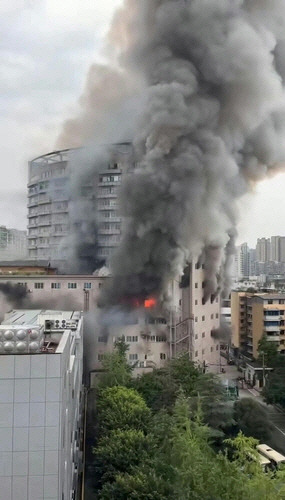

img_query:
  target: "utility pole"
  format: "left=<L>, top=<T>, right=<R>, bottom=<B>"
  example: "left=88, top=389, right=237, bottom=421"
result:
left=261, top=351, right=265, bottom=388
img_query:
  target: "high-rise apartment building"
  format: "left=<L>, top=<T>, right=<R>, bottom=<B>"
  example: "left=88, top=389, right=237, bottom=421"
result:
left=0, top=309, right=83, bottom=500
left=271, top=235, right=280, bottom=262
left=27, top=145, right=133, bottom=265
left=234, top=243, right=250, bottom=278
left=256, top=238, right=271, bottom=262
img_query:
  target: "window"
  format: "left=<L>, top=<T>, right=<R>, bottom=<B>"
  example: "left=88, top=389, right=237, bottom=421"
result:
left=156, top=336, right=166, bottom=342
left=202, top=349, right=205, bottom=355
left=195, top=317, right=198, bottom=323
left=195, top=351, right=198, bottom=357
left=195, top=300, right=198, bottom=305
left=84, top=283, right=92, bottom=289
left=195, top=334, right=198, bottom=340
left=280, top=300, right=285, bottom=304
left=68, top=283, right=77, bottom=289
left=150, top=335, right=156, bottom=342
left=126, top=336, right=138, bottom=342
left=211, top=314, right=214, bottom=319
left=202, top=316, right=205, bottom=321
left=98, top=337, right=105, bottom=343
left=216, top=313, right=219, bottom=319
left=34, top=282, right=44, bottom=289
left=268, top=300, right=273, bottom=304
left=216, top=345, right=219, bottom=351
left=160, top=353, right=166, bottom=360
left=211, top=346, right=214, bottom=352
left=195, top=283, right=198, bottom=289
left=202, top=281, right=205, bottom=288
left=202, top=332, right=205, bottom=338
left=51, top=283, right=61, bottom=289
left=129, top=354, right=138, bottom=361
left=98, top=283, right=102, bottom=289
left=98, top=354, right=105, bottom=361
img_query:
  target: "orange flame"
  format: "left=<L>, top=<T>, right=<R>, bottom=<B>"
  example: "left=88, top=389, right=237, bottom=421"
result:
left=144, top=298, right=156, bottom=308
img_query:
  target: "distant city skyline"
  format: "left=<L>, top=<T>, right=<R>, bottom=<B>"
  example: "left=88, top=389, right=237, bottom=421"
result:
left=237, top=172, right=285, bottom=247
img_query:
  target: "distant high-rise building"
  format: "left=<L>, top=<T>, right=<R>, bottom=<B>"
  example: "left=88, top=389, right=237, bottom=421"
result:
left=0, top=226, right=27, bottom=260
left=279, top=237, right=285, bottom=262
left=256, top=238, right=270, bottom=263
left=249, top=248, right=256, bottom=276
left=271, top=235, right=280, bottom=261
left=234, top=243, right=250, bottom=278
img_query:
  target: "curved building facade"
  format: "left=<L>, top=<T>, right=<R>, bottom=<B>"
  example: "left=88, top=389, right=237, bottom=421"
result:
left=27, top=144, right=134, bottom=267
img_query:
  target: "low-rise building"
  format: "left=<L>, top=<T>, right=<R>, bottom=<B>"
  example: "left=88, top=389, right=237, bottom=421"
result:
left=0, top=309, right=83, bottom=500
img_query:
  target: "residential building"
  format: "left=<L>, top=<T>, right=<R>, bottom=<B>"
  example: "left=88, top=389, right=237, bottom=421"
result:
left=256, top=238, right=271, bottom=263
left=27, top=144, right=134, bottom=266
left=231, top=291, right=285, bottom=360
left=0, top=227, right=27, bottom=261
left=0, top=309, right=83, bottom=500
left=231, top=291, right=252, bottom=355
left=234, top=242, right=250, bottom=278
left=221, top=296, right=231, bottom=326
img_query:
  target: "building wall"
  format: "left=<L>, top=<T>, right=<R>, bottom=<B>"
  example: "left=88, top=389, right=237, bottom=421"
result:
left=0, top=315, right=83, bottom=500
left=0, top=275, right=105, bottom=313
left=92, top=319, right=170, bottom=381
left=251, top=300, right=264, bottom=359
left=181, top=262, right=220, bottom=372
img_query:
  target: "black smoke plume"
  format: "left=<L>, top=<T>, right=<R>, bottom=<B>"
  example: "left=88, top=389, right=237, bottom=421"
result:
left=59, top=1, right=285, bottom=306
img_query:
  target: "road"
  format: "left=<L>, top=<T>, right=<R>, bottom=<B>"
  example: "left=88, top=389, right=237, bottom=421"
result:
left=218, top=358, right=285, bottom=454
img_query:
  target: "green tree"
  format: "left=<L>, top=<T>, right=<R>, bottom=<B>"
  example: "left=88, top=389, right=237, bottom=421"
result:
left=99, top=469, right=171, bottom=500
left=262, top=367, right=285, bottom=408
left=93, top=429, right=154, bottom=486
left=97, top=386, right=151, bottom=434
left=234, top=398, right=272, bottom=441
left=97, top=337, right=132, bottom=389
left=191, top=374, right=235, bottom=438
left=132, top=355, right=200, bottom=412
left=257, top=336, right=279, bottom=367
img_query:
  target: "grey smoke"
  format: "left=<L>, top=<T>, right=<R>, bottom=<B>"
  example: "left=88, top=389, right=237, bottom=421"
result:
left=0, top=283, right=29, bottom=308
left=59, top=1, right=285, bottom=306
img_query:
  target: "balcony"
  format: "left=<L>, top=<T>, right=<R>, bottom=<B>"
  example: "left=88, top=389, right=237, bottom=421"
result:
left=37, top=209, right=52, bottom=216
left=264, top=315, right=281, bottom=321
left=97, top=193, right=117, bottom=199
left=267, top=336, right=280, bottom=342
left=264, top=325, right=280, bottom=332
left=38, top=197, right=51, bottom=205
left=37, top=221, right=52, bottom=227
left=98, top=229, right=121, bottom=235
left=98, top=216, right=121, bottom=223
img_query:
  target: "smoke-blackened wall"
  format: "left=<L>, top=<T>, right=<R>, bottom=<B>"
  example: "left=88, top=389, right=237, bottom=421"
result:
left=58, top=1, right=285, bottom=306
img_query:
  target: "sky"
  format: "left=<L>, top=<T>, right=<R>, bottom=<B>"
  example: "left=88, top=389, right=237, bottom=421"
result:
left=1, top=0, right=285, bottom=247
